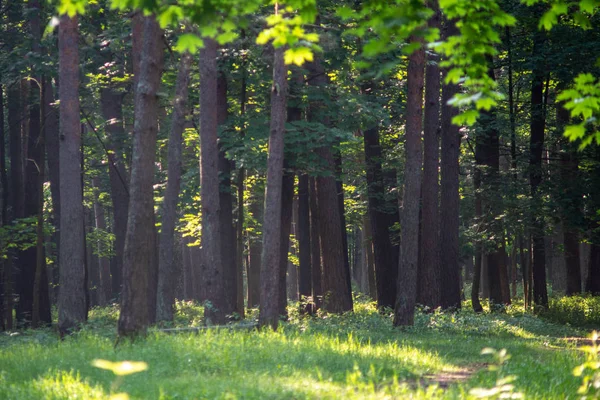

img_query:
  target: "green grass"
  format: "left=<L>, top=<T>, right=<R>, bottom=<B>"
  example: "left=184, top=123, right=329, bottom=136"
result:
left=542, top=294, right=600, bottom=328
left=0, top=297, right=593, bottom=399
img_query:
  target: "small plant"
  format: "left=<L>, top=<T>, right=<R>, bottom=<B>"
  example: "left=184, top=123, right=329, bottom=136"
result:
left=469, top=348, right=523, bottom=399
left=573, top=331, right=600, bottom=399
left=92, top=359, right=148, bottom=400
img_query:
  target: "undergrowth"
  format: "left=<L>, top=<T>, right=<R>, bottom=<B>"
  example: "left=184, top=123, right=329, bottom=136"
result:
left=0, top=295, right=594, bottom=399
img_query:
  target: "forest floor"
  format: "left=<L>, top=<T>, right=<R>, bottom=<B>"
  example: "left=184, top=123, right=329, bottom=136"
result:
left=0, top=296, right=594, bottom=399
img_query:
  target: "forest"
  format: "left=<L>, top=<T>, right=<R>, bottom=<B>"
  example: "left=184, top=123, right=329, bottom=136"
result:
left=1, top=0, right=600, bottom=398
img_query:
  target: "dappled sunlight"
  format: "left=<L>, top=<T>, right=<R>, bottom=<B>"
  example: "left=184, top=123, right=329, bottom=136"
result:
left=0, top=370, right=108, bottom=400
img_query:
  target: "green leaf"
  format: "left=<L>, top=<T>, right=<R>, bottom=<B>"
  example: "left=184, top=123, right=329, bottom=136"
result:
left=284, top=47, right=314, bottom=66
left=452, top=109, right=479, bottom=126
left=174, top=33, right=204, bottom=54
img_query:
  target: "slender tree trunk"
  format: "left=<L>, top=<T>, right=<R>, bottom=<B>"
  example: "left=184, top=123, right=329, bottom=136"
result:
left=198, top=38, right=231, bottom=325
left=561, top=152, right=582, bottom=295
left=307, top=58, right=353, bottom=314
left=587, top=244, right=600, bottom=295
left=28, top=0, right=51, bottom=327
left=0, top=81, right=6, bottom=330
left=92, top=177, right=111, bottom=305
left=418, top=3, right=442, bottom=309
left=100, top=88, right=129, bottom=298
left=309, top=177, right=323, bottom=310
left=439, top=21, right=462, bottom=310
left=247, top=188, right=263, bottom=308
left=58, top=14, right=87, bottom=334
left=259, top=45, right=288, bottom=328
left=394, top=40, right=425, bottom=326
left=278, top=171, right=294, bottom=317
left=472, top=167, right=484, bottom=313
left=216, top=73, right=239, bottom=319
left=118, top=16, right=163, bottom=337
left=529, top=32, right=548, bottom=308
left=297, top=174, right=312, bottom=313
left=437, top=19, right=464, bottom=312
left=156, top=52, right=192, bottom=322
left=43, top=78, right=60, bottom=304
left=334, top=152, right=352, bottom=299
left=236, top=34, right=248, bottom=315
left=363, top=123, right=399, bottom=309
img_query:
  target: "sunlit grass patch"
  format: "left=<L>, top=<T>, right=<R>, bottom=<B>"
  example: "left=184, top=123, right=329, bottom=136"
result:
left=0, top=297, right=591, bottom=399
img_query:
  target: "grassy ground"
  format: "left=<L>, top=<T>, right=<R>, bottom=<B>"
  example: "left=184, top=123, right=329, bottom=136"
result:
left=0, top=296, right=593, bottom=399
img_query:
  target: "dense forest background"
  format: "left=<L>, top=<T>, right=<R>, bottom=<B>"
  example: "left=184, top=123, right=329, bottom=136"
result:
left=0, top=0, right=600, bottom=338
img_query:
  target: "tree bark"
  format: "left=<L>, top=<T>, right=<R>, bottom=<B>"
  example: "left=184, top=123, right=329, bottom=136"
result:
left=586, top=244, right=600, bottom=295
left=118, top=16, right=164, bottom=337
left=217, top=73, right=239, bottom=318
left=418, top=3, right=442, bottom=309
left=394, top=41, right=424, bottom=326
left=198, top=39, right=231, bottom=325
left=279, top=171, right=295, bottom=317
left=259, top=46, right=288, bottom=328
left=58, top=14, right=87, bottom=334
left=297, top=174, right=312, bottom=313
left=309, top=177, right=323, bottom=310
left=100, top=88, right=129, bottom=298
left=363, top=123, right=400, bottom=309
left=92, top=177, right=111, bottom=306
left=529, top=32, right=548, bottom=308
left=44, top=78, right=60, bottom=304
left=247, top=188, right=263, bottom=308
left=439, top=22, right=462, bottom=310
left=306, top=57, right=353, bottom=314
left=156, top=52, right=192, bottom=322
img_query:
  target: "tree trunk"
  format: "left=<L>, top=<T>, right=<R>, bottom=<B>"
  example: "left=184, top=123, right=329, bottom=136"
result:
left=217, top=73, right=239, bottom=318
left=247, top=188, right=263, bottom=308
left=418, top=3, right=442, bottom=309
left=297, top=174, right=312, bottom=313
left=198, top=38, right=231, bottom=325
left=118, top=16, right=163, bottom=337
left=100, top=88, right=129, bottom=298
left=58, top=14, right=87, bottom=334
left=363, top=123, right=399, bottom=309
left=529, top=32, right=548, bottom=308
left=586, top=244, right=600, bottom=295
left=29, top=0, right=51, bottom=327
left=307, top=57, right=353, bottom=314
left=309, top=177, right=323, bottom=310
left=92, top=177, right=111, bottom=306
left=156, top=52, right=192, bottom=322
left=43, top=78, right=60, bottom=304
left=394, top=41, right=424, bottom=326
left=472, top=167, right=484, bottom=313
left=278, top=171, right=294, bottom=317
left=439, top=22, right=462, bottom=310
left=259, top=45, right=288, bottom=328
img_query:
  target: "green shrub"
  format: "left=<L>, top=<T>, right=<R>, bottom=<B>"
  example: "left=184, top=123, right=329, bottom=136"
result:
left=543, top=295, right=600, bottom=328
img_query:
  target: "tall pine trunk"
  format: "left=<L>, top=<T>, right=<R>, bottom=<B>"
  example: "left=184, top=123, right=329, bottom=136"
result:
left=118, top=16, right=163, bottom=337
left=259, top=46, right=288, bottom=328
left=418, top=3, right=442, bottom=309
left=199, top=38, right=231, bottom=325
left=439, top=22, right=462, bottom=310
left=58, top=14, right=87, bottom=334
left=529, top=32, right=548, bottom=307
left=297, top=174, right=312, bottom=313
left=307, top=58, right=353, bottom=314
left=394, top=41, right=424, bottom=326
left=217, top=73, right=239, bottom=318
left=156, top=52, right=192, bottom=322
left=100, top=88, right=129, bottom=298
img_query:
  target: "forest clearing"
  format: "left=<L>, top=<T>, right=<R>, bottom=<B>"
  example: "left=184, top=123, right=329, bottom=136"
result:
left=1, top=0, right=600, bottom=398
